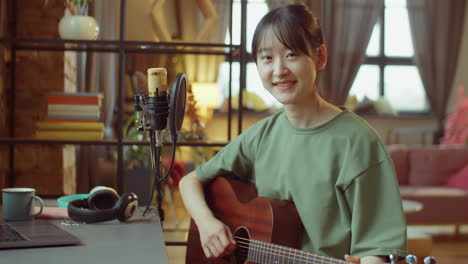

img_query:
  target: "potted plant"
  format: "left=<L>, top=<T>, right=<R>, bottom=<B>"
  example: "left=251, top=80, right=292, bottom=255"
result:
left=58, top=0, right=99, bottom=40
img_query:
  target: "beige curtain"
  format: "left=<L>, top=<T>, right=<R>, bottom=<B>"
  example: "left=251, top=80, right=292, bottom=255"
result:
left=74, top=0, right=121, bottom=192
left=88, top=0, right=120, bottom=140
left=321, top=0, right=383, bottom=106
left=407, top=0, right=466, bottom=135
left=179, top=0, right=230, bottom=83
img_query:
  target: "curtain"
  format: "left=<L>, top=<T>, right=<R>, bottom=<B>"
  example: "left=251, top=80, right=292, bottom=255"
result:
left=179, top=0, right=230, bottom=83
left=407, top=0, right=466, bottom=132
left=75, top=0, right=121, bottom=192
left=321, top=0, right=383, bottom=105
left=90, top=0, right=120, bottom=139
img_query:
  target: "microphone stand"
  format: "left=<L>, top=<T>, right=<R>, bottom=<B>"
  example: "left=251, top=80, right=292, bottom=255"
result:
left=149, top=130, right=165, bottom=220
left=134, top=92, right=173, bottom=221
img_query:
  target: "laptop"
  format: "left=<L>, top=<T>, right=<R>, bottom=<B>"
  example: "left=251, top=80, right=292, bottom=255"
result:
left=0, top=220, right=81, bottom=249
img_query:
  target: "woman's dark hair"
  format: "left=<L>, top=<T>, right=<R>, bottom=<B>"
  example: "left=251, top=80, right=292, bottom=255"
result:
left=251, top=3, right=324, bottom=61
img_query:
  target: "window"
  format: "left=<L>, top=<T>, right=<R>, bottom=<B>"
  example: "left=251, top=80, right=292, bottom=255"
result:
left=349, top=0, right=428, bottom=113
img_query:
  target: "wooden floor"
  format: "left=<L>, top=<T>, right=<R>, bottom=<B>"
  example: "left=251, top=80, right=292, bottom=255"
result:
left=162, top=188, right=468, bottom=264
left=412, top=226, right=468, bottom=264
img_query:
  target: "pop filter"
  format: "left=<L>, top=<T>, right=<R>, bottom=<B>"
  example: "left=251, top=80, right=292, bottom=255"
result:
left=169, top=73, right=187, bottom=139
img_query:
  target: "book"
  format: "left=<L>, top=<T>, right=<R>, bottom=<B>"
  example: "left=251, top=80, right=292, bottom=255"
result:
left=48, top=92, right=102, bottom=96
left=47, top=119, right=99, bottom=123
left=35, top=130, right=104, bottom=141
left=48, top=110, right=101, bottom=119
left=48, top=104, right=101, bottom=113
left=47, top=114, right=101, bottom=121
left=36, top=121, right=105, bottom=131
left=47, top=92, right=103, bottom=106
left=48, top=110, right=100, bottom=118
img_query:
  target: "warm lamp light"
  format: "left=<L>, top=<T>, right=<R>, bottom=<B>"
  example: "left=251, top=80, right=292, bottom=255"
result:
left=191, top=82, right=220, bottom=109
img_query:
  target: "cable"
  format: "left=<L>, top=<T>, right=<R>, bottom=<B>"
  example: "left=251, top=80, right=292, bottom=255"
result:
left=142, top=133, right=158, bottom=216
left=142, top=131, right=178, bottom=220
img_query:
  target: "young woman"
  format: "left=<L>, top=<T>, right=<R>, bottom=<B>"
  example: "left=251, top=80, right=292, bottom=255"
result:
left=179, top=4, right=406, bottom=264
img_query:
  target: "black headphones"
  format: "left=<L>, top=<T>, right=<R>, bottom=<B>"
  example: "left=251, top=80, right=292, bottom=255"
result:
left=67, top=188, right=139, bottom=223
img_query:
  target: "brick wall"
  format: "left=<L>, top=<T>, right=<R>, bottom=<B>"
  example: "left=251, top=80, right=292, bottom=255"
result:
left=0, top=0, right=11, bottom=190
left=16, top=0, right=65, bottom=38
left=1, top=0, right=77, bottom=195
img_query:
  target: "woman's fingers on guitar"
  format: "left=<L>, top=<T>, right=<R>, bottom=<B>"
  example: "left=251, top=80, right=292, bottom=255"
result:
left=202, top=237, right=225, bottom=258
left=203, top=246, right=212, bottom=258
left=227, top=227, right=237, bottom=245
left=205, top=243, right=221, bottom=258
left=344, top=254, right=361, bottom=263
left=199, top=219, right=236, bottom=258
left=218, top=231, right=236, bottom=256
left=212, top=236, right=227, bottom=257
left=203, top=233, right=235, bottom=258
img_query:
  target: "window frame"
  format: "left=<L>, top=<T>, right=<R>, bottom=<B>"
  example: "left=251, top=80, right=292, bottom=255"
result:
left=361, top=7, right=430, bottom=116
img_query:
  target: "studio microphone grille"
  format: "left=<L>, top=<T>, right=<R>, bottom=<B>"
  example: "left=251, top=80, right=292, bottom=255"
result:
left=147, top=68, right=167, bottom=97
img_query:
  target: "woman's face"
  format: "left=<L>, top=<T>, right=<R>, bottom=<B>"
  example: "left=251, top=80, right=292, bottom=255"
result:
left=256, top=28, right=321, bottom=106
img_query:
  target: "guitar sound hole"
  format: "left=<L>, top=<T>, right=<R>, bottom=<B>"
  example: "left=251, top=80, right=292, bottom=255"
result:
left=233, top=226, right=250, bottom=264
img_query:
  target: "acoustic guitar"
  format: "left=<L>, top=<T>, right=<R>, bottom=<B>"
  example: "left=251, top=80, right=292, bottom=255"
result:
left=186, top=176, right=434, bottom=264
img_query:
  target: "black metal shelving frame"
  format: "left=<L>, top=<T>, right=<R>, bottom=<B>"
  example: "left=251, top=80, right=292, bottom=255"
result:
left=0, top=0, right=248, bottom=194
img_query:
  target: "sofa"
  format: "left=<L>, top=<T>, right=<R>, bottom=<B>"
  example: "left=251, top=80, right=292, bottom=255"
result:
left=387, top=144, right=468, bottom=228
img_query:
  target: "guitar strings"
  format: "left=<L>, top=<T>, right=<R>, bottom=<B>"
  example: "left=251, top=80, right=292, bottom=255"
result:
left=233, top=236, right=351, bottom=264
left=234, top=244, right=342, bottom=264
left=236, top=245, right=349, bottom=264
left=249, top=241, right=350, bottom=264
left=234, top=243, right=342, bottom=264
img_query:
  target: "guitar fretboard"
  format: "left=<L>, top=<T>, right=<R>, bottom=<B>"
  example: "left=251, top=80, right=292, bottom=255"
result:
left=238, top=238, right=351, bottom=264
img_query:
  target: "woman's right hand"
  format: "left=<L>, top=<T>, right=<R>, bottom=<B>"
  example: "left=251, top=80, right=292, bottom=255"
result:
left=197, top=216, right=237, bottom=259
left=178, top=172, right=236, bottom=258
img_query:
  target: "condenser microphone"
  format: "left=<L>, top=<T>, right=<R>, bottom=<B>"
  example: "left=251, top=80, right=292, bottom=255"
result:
left=147, top=68, right=169, bottom=131
left=134, top=68, right=187, bottom=219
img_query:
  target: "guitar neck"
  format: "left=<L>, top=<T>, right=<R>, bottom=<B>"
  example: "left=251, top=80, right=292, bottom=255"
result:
left=244, top=238, right=351, bottom=264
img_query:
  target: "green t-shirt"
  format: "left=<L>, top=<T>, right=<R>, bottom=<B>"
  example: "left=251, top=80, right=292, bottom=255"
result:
left=196, top=109, right=407, bottom=259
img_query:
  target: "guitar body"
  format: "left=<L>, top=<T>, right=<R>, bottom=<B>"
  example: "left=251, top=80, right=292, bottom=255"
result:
left=186, top=176, right=304, bottom=264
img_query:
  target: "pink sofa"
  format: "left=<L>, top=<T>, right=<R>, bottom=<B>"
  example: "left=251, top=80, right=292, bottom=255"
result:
left=387, top=144, right=468, bottom=226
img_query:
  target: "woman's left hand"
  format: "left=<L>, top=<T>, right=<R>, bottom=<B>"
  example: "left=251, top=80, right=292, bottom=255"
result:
left=345, top=254, right=389, bottom=264
left=345, top=254, right=361, bottom=263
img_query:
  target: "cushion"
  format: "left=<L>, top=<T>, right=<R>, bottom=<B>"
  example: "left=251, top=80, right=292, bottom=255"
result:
left=408, top=146, right=468, bottom=186
left=446, top=164, right=468, bottom=190
left=387, top=145, right=410, bottom=185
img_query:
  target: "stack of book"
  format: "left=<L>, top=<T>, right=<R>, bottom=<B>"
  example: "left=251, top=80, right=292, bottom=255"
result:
left=35, top=92, right=105, bottom=141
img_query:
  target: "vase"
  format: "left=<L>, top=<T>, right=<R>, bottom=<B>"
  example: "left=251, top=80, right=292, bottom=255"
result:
left=59, top=14, right=99, bottom=40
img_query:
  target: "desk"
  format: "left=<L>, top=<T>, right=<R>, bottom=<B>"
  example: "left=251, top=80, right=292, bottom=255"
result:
left=0, top=210, right=168, bottom=264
